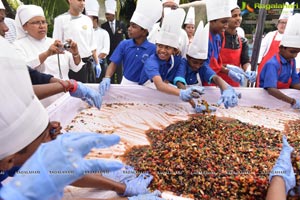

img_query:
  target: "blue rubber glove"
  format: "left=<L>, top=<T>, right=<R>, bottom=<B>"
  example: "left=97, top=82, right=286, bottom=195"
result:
left=228, top=70, right=245, bottom=86
left=179, top=86, right=205, bottom=102
left=128, top=190, right=165, bottom=200
left=0, top=133, right=123, bottom=200
left=269, top=135, right=295, bottom=194
left=102, top=165, right=137, bottom=183
left=217, top=86, right=241, bottom=109
left=123, top=173, right=153, bottom=196
left=226, top=64, right=245, bottom=74
left=99, top=77, right=111, bottom=96
left=70, top=81, right=102, bottom=109
left=194, top=102, right=217, bottom=113
left=292, top=99, right=300, bottom=109
left=94, top=62, right=101, bottom=78
left=245, top=71, right=256, bottom=83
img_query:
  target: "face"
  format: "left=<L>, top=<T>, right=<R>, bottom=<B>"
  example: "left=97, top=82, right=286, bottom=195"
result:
left=280, top=47, right=300, bottom=61
left=105, top=13, right=115, bottom=22
left=156, top=43, right=175, bottom=61
left=187, top=55, right=205, bottom=71
left=184, top=24, right=195, bottom=38
left=0, top=9, right=9, bottom=37
left=128, top=22, right=147, bottom=39
left=23, top=16, right=48, bottom=40
left=210, top=17, right=229, bottom=34
left=277, top=19, right=288, bottom=34
left=228, top=8, right=242, bottom=29
left=69, top=0, right=85, bottom=14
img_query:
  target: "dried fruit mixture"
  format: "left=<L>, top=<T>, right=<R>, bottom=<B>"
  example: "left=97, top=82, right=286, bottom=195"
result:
left=123, top=115, right=300, bottom=199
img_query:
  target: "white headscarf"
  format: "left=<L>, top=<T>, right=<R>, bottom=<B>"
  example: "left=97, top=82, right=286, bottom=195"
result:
left=15, top=4, right=45, bottom=39
left=0, top=0, right=5, bottom=10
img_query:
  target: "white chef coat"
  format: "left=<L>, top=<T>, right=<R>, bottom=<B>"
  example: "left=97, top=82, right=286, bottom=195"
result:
left=258, top=30, right=283, bottom=63
left=94, top=27, right=110, bottom=57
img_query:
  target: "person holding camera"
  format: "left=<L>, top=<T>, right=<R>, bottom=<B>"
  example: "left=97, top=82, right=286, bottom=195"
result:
left=13, top=4, right=86, bottom=107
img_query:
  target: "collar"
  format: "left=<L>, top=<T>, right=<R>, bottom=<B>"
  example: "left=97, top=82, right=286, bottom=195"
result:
left=155, top=53, right=173, bottom=66
left=279, top=54, right=291, bottom=65
left=127, top=39, right=149, bottom=49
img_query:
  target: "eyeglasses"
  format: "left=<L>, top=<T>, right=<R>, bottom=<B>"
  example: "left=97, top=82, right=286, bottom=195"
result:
left=27, top=20, right=48, bottom=26
left=278, top=21, right=287, bottom=25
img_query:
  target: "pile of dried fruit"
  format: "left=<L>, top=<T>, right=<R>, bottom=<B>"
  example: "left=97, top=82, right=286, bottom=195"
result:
left=123, top=115, right=300, bottom=199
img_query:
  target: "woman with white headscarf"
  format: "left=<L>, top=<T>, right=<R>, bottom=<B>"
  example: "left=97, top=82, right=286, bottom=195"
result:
left=13, top=4, right=84, bottom=106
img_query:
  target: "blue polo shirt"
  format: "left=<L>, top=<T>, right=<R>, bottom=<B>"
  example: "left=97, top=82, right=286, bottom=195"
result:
left=259, top=54, right=299, bottom=88
left=0, top=167, right=20, bottom=188
left=174, top=58, right=216, bottom=85
left=110, top=39, right=156, bottom=82
left=139, top=54, right=183, bottom=85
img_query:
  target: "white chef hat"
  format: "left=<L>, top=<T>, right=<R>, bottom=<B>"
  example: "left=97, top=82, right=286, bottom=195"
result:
left=279, top=2, right=294, bottom=20
left=187, top=21, right=209, bottom=59
left=0, top=38, right=49, bottom=160
left=162, top=0, right=180, bottom=6
left=156, top=8, right=185, bottom=49
left=130, top=0, right=162, bottom=31
left=229, top=0, right=240, bottom=12
left=205, top=0, right=231, bottom=21
left=0, top=0, right=5, bottom=10
left=85, top=0, right=99, bottom=17
left=184, top=6, right=195, bottom=25
left=105, top=0, right=116, bottom=15
left=280, top=13, right=300, bottom=48
left=15, top=5, right=45, bottom=39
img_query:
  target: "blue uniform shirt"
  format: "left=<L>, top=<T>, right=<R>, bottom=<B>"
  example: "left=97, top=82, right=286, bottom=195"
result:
left=0, top=167, right=20, bottom=188
left=174, top=58, right=216, bottom=85
left=139, top=54, right=183, bottom=85
left=259, top=54, right=299, bottom=88
left=110, top=39, right=156, bottom=82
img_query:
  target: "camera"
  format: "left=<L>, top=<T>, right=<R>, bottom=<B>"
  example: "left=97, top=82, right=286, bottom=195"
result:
left=59, top=42, right=71, bottom=51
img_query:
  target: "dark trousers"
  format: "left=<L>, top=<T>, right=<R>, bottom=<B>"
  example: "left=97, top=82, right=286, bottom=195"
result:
left=68, top=56, right=96, bottom=83
left=106, top=59, right=123, bottom=84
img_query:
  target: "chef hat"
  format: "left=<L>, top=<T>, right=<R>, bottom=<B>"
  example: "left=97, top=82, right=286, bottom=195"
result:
left=15, top=5, right=45, bottom=39
left=229, top=0, right=240, bottom=12
left=130, top=0, right=162, bottom=31
left=162, top=0, right=180, bottom=6
left=184, top=6, right=195, bottom=25
left=205, top=0, right=231, bottom=21
left=279, top=2, right=294, bottom=20
left=156, top=8, right=185, bottom=49
left=0, top=38, right=49, bottom=160
left=0, top=0, right=5, bottom=10
left=85, top=0, right=99, bottom=17
left=105, top=0, right=116, bottom=15
left=187, top=21, right=209, bottom=59
left=280, top=13, right=300, bottom=48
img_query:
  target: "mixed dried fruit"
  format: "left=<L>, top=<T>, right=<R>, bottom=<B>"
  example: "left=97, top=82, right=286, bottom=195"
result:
left=123, top=115, right=300, bottom=199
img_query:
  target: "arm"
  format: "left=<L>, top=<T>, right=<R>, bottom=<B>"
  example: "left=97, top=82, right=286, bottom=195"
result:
left=104, top=62, right=118, bottom=78
left=33, top=81, right=66, bottom=100
left=266, top=176, right=286, bottom=200
left=153, top=76, right=180, bottom=96
left=266, top=87, right=296, bottom=106
left=211, top=75, right=229, bottom=91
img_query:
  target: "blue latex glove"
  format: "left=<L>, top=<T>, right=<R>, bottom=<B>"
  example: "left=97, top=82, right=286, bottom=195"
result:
left=194, top=102, right=217, bottom=113
left=292, top=99, right=300, bottom=109
left=99, top=77, right=111, bottom=96
left=269, top=135, right=295, bottom=194
left=245, top=71, right=256, bottom=83
left=94, top=62, right=101, bottom=78
left=0, top=133, right=123, bottom=200
left=70, top=81, right=102, bottom=109
left=179, top=86, right=205, bottom=102
left=102, top=165, right=137, bottom=183
left=128, top=190, right=165, bottom=200
left=228, top=70, right=245, bottom=86
left=123, top=173, right=153, bottom=196
left=226, top=64, right=245, bottom=74
left=217, top=86, right=241, bottom=109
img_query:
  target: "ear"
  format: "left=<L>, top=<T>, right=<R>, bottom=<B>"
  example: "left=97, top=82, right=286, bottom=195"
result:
left=0, top=154, right=16, bottom=171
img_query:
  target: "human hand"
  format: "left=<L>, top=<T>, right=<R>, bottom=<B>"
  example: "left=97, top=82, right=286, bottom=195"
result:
left=179, top=86, right=205, bottom=102
left=49, top=121, right=62, bottom=140
left=226, top=64, right=245, bottom=74
left=123, top=173, right=153, bottom=196
left=292, top=99, right=300, bottom=109
left=70, top=81, right=102, bottom=109
left=269, top=135, right=295, bottom=194
left=194, top=101, right=217, bottom=113
left=245, top=71, right=256, bottom=83
left=0, top=133, right=123, bottom=200
left=228, top=70, right=245, bottom=86
left=217, top=86, right=241, bottom=109
left=128, top=190, right=165, bottom=200
left=93, top=62, right=101, bottom=78
left=99, top=77, right=111, bottom=96
left=102, top=165, right=137, bottom=183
